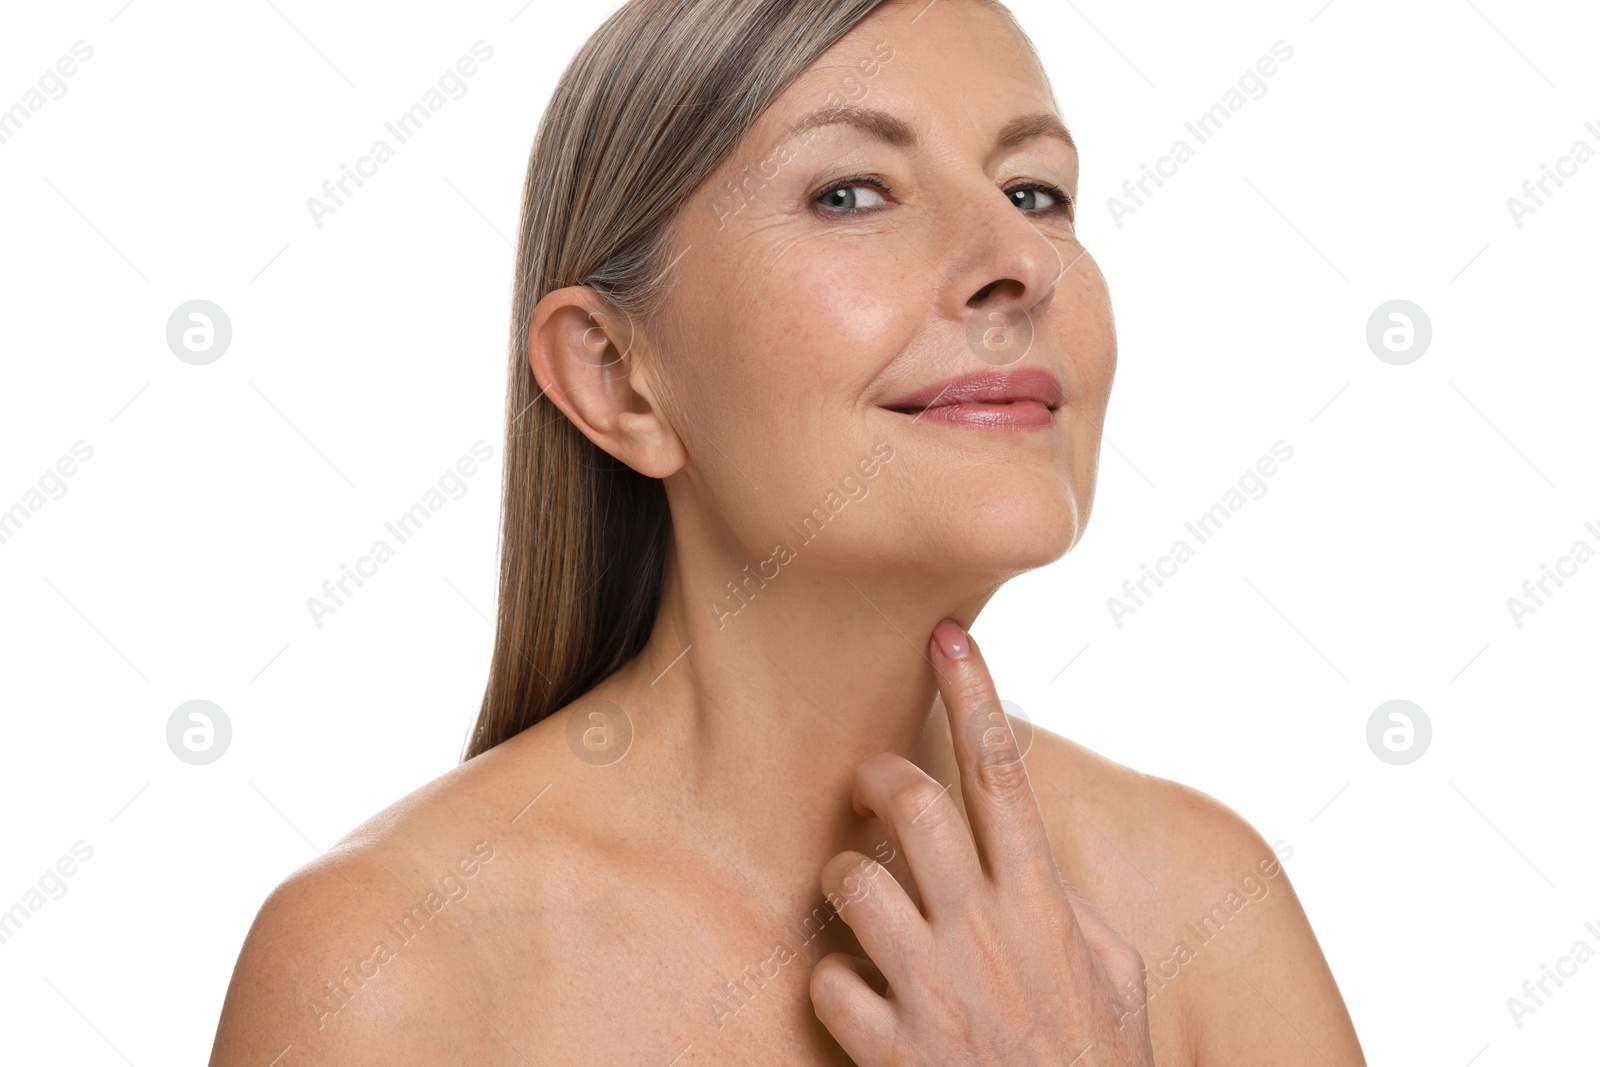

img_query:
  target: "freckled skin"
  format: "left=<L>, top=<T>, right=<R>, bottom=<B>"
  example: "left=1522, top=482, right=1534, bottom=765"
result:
left=207, top=3, right=1364, bottom=1065
left=648, top=8, right=1111, bottom=583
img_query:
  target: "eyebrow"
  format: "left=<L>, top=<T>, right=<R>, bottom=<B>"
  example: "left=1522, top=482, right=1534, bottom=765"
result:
left=784, top=105, right=1077, bottom=154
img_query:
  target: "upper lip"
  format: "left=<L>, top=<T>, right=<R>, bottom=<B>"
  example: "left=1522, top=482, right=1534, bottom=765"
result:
left=879, top=369, right=1063, bottom=413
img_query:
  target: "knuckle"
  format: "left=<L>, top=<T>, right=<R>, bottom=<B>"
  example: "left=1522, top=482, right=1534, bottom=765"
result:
left=964, top=700, right=1027, bottom=787
left=958, top=677, right=1002, bottom=714
left=974, top=745, right=1031, bottom=794
left=1021, top=890, right=1078, bottom=944
left=948, top=885, right=989, bottom=927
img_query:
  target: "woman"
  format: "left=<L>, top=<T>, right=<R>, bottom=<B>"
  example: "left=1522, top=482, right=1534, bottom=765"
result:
left=210, top=0, right=1366, bottom=1062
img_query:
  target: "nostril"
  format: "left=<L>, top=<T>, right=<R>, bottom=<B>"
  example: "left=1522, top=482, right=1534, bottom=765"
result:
left=969, top=281, right=1002, bottom=303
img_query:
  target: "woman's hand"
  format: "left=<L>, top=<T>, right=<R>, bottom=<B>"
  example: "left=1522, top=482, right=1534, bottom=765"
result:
left=809, top=618, right=1157, bottom=1066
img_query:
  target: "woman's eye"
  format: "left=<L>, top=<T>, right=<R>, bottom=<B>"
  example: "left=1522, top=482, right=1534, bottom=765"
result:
left=813, top=177, right=1073, bottom=218
left=1008, top=182, right=1073, bottom=216
left=815, top=179, right=890, bottom=213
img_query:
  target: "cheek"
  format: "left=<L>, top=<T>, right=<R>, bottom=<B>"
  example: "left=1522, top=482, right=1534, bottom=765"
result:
left=760, top=240, right=911, bottom=371
left=706, top=242, right=915, bottom=426
left=1054, top=266, right=1117, bottom=405
left=669, top=248, right=920, bottom=537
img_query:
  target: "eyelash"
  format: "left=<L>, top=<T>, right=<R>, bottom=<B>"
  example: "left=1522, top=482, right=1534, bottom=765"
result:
left=812, top=174, right=1075, bottom=219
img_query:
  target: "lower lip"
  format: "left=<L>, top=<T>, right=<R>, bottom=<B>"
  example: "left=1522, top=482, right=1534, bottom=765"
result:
left=886, top=401, right=1055, bottom=431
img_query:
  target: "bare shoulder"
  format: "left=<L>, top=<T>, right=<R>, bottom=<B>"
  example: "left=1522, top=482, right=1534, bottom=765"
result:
left=1022, top=723, right=1366, bottom=1066
left=207, top=720, right=583, bottom=1066
left=1022, top=722, right=1282, bottom=881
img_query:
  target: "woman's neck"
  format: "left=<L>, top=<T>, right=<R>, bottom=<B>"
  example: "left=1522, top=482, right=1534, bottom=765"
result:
left=590, top=547, right=998, bottom=894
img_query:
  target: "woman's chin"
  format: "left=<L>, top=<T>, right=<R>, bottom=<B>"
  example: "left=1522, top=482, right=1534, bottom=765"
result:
left=928, top=497, right=1084, bottom=576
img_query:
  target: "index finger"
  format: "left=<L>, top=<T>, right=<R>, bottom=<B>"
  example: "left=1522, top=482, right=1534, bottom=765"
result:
left=930, top=618, right=1060, bottom=895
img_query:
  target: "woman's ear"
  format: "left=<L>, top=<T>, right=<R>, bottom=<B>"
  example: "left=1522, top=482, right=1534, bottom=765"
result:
left=527, top=286, right=686, bottom=479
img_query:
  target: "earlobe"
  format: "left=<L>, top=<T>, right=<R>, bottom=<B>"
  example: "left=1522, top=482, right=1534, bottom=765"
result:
left=526, top=286, right=686, bottom=479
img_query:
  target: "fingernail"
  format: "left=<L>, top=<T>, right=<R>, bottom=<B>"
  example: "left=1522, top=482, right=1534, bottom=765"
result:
left=934, top=618, right=971, bottom=660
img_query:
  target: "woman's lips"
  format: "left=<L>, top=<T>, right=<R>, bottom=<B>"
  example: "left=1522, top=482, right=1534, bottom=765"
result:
left=891, top=400, right=1054, bottom=431
left=878, top=368, right=1063, bottom=432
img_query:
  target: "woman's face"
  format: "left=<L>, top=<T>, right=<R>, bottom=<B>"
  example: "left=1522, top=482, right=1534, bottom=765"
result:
left=645, top=0, right=1116, bottom=584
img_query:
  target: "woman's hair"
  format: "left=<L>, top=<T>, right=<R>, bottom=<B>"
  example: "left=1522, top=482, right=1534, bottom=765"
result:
left=464, top=0, right=1022, bottom=760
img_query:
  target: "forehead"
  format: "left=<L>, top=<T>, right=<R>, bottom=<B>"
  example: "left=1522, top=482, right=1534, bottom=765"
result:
left=667, top=0, right=1071, bottom=251
left=767, top=0, right=1057, bottom=132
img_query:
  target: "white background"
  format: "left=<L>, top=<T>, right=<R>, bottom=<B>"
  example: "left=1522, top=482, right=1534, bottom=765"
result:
left=1, top=0, right=1596, bottom=1062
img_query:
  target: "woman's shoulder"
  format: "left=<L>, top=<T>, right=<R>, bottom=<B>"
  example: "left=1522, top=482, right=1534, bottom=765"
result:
left=207, top=716, right=593, bottom=1065
left=1023, top=721, right=1298, bottom=944
left=1023, top=724, right=1364, bottom=1063
left=1023, top=722, right=1284, bottom=877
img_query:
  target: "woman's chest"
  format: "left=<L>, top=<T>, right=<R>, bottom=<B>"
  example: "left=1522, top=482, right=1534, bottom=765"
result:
left=446, top=857, right=1193, bottom=1066
left=431, top=875, right=864, bottom=1065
